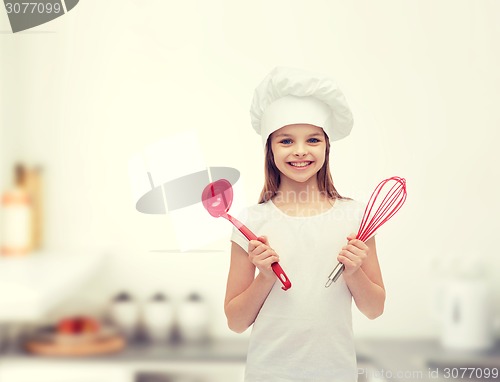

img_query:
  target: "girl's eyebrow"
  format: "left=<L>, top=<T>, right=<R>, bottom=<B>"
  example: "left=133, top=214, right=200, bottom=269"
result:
left=274, top=132, right=323, bottom=138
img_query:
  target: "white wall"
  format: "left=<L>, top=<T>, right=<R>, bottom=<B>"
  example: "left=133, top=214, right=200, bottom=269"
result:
left=1, top=0, right=499, bottom=339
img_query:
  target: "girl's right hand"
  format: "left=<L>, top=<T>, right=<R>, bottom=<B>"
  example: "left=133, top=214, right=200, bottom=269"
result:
left=248, top=236, right=279, bottom=281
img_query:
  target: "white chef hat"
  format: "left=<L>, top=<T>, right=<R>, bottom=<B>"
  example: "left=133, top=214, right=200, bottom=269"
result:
left=250, top=66, right=354, bottom=147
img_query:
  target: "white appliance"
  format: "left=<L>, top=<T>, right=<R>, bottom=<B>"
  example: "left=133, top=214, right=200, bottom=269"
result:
left=435, top=279, right=494, bottom=351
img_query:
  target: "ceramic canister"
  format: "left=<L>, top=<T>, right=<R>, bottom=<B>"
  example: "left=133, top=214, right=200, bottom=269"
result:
left=110, top=292, right=140, bottom=340
left=142, top=293, right=175, bottom=343
left=177, top=293, right=210, bottom=343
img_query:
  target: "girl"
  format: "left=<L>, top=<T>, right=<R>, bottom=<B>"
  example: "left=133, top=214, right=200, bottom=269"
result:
left=225, top=67, right=385, bottom=382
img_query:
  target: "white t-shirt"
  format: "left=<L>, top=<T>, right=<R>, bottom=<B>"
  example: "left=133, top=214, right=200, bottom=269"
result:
left=230, top=198, right=365, bottom=382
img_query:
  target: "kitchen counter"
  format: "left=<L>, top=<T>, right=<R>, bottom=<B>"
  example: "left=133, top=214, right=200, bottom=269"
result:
left=1, top=338, right=499, bottom=381
left=356, top=339, right=500, bottom=382
left=0, top=338, right=249, bottom=363
left=0, top=339, right=249, bottom=382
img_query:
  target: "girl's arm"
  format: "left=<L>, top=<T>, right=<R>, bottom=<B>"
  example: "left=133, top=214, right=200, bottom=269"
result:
left=339, top=235, right=386, bottom=319
left=224, top=239, right=278, bottom=333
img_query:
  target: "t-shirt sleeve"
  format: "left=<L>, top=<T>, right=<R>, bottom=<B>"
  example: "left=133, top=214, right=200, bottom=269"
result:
left=229, top=206, right=252, bottom=252
left=230, top=225, right=248, bottom=252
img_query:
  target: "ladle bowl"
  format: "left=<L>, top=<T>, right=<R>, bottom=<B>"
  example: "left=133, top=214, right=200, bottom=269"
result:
left=201, top=179, right=291, bottom=291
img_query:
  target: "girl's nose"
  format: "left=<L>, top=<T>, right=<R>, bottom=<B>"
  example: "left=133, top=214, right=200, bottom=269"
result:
left=294, top=145, right=308, bottom=157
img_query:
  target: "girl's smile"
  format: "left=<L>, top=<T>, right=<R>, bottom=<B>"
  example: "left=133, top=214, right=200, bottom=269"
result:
left=271, top=124, right=326, bottom=185
left=287, top=161, right=313, bottom=169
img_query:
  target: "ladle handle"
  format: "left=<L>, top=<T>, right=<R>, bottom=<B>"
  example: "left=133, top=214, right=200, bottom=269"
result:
left=227, top=214, right=292, bottom=291
left=271, top=262, right=292, bottom=291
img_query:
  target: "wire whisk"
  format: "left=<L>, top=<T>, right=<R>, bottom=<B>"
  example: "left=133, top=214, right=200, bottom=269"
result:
left=325, top=176, right=407, bottom=287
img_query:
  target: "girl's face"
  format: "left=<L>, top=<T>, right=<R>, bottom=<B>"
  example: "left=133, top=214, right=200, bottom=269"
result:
left=270, top=124, right=326, bottom=185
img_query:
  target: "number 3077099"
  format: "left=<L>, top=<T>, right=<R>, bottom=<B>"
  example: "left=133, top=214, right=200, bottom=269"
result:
left=443, top=367, right=498, bottom=379
left=5, top=2, right=62, bottom=14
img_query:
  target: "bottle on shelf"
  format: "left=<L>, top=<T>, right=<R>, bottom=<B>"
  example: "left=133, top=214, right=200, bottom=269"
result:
left=1, top=164, right=33, bottom=256
left=25, top=166, right=43, bottom=251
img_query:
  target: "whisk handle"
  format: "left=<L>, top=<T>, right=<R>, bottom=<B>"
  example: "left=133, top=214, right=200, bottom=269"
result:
left=325, top=262, right=345, bottom=287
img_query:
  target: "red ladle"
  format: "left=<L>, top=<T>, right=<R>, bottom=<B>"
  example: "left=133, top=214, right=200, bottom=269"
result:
left=201, top=179, right=292, bottom=291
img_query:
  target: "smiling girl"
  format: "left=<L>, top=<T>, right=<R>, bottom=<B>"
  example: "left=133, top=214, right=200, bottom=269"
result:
left=224, top=67, right=385, bottom=382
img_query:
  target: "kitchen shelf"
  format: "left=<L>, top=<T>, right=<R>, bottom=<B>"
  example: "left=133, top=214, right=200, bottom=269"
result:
left=0, top=252, right=104, bottom=322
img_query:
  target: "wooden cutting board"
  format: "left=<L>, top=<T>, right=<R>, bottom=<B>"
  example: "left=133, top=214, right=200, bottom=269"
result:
left=25, top=333, right=126, bottom=357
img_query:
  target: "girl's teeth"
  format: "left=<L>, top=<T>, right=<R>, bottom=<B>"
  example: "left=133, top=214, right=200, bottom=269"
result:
left=290, top=162, right=311, bottom=167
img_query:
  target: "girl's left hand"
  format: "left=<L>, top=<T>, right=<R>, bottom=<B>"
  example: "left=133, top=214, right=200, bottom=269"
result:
left=337, top=232, right=369, bottom=276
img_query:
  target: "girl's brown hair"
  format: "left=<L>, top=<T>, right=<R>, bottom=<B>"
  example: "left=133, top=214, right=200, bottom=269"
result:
left=258, top=131, right=348, bottom=203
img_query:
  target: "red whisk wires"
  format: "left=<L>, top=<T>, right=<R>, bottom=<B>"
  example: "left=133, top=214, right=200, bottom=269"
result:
left=326, top=176, right=407, bottom=287
left=356, top=176, right=407, bottom=242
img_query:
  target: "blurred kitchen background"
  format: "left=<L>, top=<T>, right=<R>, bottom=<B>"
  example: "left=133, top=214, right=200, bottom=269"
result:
left=1, top=1, right=500, bottom=381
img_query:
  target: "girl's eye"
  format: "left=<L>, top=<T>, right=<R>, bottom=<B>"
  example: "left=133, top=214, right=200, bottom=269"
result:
left=280, top=139, right=293, bottom=145
left=308, top=138, right=320, bottom=143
